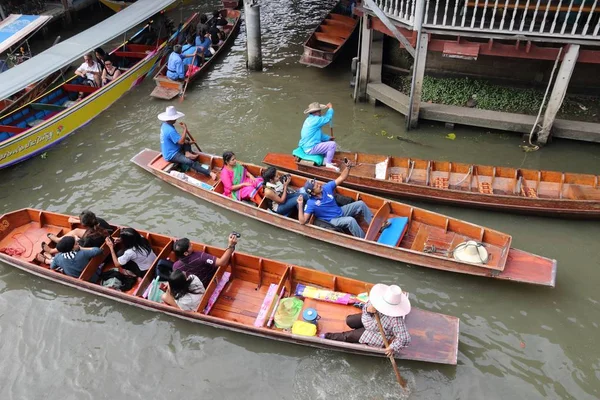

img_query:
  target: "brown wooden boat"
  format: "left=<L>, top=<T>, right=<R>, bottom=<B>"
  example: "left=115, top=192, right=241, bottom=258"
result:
left=299, top=0, right=359, bottom=68
left=263, top=152, right=600, bottom=219
left=0, top=208, right=459, bottom=365
left=0, top=70, right=68, bottom=117
left=131, top=149, right=557, bottom=286
left=150, top=9, right=241, bottom=100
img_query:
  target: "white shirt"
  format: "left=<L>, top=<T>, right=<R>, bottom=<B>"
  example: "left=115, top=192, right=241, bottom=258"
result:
left=77, top=61, right=101, bottom=81
left=117, top=248, right=157, bottom=271
left=175, top=275, right=205, bottom=311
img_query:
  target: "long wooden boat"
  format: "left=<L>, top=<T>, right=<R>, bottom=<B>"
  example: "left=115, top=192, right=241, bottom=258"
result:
left=299, top=0, right=359, bottom=68
left=99, top=0, right=189, bottom=13
left=0, top=208, right=459, bottom=365
left=0, top=14, right=197, bottom=170
left=263, top=152, right=600, bottom=219
left=132, top=149, right=557, bottom=286
left=150, top=9, right=241, bottom=100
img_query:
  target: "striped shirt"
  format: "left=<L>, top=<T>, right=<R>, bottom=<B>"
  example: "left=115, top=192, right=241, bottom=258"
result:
left=359, top=301, right=411, bottom=353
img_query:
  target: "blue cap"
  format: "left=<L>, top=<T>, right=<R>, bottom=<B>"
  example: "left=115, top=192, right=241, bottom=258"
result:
left=303, top=179, right=315, bottom=195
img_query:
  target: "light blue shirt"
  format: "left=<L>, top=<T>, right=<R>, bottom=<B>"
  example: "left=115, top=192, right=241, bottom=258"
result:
left=181, top=44, right=197, bottom=67
left=298, top=108, right=334, bottom=152
left=166, top=51, right=184, bottom=80
left=160, top=122, right=182, bottom=161
left=195, top=36, right=212, bottom=57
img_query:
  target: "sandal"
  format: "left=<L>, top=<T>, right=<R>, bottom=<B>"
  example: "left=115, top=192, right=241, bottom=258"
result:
left=41, top=242, right=52, bottom=253
left=35, top=253, right=49, bottom=265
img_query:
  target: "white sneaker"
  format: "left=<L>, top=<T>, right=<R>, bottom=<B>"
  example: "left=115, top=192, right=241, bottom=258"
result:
left=325, top=163, right=340, bottom=172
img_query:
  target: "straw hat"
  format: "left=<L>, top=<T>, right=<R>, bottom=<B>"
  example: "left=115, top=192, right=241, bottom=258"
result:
left=158, top=106, right=185, bottom=121
left=303, top=102, right=327, bottom=114
left=369, top=284, right=411, bottom=317
left=453, top=240, right=489, bottom=264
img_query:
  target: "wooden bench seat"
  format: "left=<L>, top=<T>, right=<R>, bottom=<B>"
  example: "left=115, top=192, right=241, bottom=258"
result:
left=314, top=32, right=345, bottom=46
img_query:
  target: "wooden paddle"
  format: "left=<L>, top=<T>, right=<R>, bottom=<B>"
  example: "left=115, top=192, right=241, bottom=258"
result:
left=179, top=123, right=202, bottom=153
left=179, top=51, right=199, bottom=102
left=374, top=312, right=407, bottom=390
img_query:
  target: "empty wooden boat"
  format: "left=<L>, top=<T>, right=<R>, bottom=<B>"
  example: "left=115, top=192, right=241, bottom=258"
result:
left=150, top=9, right=241, bottom=100
left=0, top=208, right=459, bottom=365
left=299, top=0, right=359, bottom=68
left=263, top=152, right=600, bottom=219
left=132, top=149, right=557, bottom=286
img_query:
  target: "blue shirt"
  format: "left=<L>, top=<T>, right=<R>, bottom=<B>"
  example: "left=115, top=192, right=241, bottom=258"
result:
left=51, top=247, right=103, bottom=278
left=181, top=44, right=197, bottom=67
left=298, top=108, right=334, bottom=152
left=195, top=35, right=212, bottom=57
left=160, top=122, right=182, bottom=161
left=166, top=51, right=184, bottom=80
left=304, top=181, right=342, bottom=222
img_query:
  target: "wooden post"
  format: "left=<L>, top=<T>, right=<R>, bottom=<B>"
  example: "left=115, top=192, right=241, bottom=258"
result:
left=0, top=5, right=6, bottom=20
left=407, top=32, right=428, bottom=130
left=61, top=0, right=73, bottom=26
left=357, top=15, right=372, bottom=102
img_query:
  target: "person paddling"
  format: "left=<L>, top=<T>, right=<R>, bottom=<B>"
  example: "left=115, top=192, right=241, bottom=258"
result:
left=298, top=102, right=338, bottom=171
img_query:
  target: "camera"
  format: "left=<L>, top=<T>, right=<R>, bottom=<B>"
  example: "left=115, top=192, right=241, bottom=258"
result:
left=231, top=231, right=241, bottom=238
left=279, top=174, right=291, bottom=183
left=343, top=157, right=350, bottom=165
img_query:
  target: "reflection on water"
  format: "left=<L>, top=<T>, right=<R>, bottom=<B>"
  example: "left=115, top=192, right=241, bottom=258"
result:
left=1, top=0, right=600, bottom=399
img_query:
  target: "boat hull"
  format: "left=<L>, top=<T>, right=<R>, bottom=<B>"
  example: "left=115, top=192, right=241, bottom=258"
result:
left=263, top=153, right=600, bottom=219
left=132, top=149, right=557, bottom=287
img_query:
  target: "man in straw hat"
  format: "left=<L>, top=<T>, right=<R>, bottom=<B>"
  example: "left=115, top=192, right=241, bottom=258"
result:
left=298, top=102, right=339, bottom=171
left=322, top=284, right=411, bottom=356
left=159, top=106, right=217, bottom=180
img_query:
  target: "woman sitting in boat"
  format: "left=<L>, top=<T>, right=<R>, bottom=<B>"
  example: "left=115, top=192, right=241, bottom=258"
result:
left=322, top=284, right=411, bottom=356
left=101, top=57, right=121, bottom=86
left=221, top=151, right=263, bottom=203
left=94, top=47, right=108, bottom=72
left=195, top=29, right=213, bottom=63
left=104, top=227, right=157, bottom=278
left=298, top=102, right=338, bottom=171
left=181, top=36, right=200, bottom=68
left=43, top=210, right=111, bottom=257
left=261, top=166, right=308, bottom=217
left=161, top=270, right=206, bottom=311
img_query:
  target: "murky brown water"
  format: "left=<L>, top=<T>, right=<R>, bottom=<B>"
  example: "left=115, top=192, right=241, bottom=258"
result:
left=1, top=1, right=599, bottom=399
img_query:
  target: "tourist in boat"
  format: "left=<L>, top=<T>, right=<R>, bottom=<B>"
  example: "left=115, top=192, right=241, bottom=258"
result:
left=221, top=151, right=263, bottom=202
left=181, top=36, right=200, bottom=68
left=196, top=14, right=209, bottom=37
left=94, top=47, right=108, bottom=71
left=172, top=233, right=238, bottom=288
left=104, top=228, right=157, bottom=278
left=195, top=29, right=213, bottom=63
left=75, top=53, right=102, bottom=87
left=297, top=163, right=375, bottom=238
left=43, top=210, right=111, bottom=256
left=322, top=284, right=411, bottom=356
left=298, top=102, right=338, bottom=171
left=161, top=270, right=206, bottom=311
left=158, top=106, right=217, bottom=180
left=166, top=44, right=185, bottom=81
left=261, top=166, right=308, bottom=217
left=101, top=57, right=121, bottom=86
left=38, top=236, right=103, bottom=278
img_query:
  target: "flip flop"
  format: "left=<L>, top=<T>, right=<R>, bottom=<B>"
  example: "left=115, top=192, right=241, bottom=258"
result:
left=35, top=253, right=49, bottom=264
left=41, top=242, right=52, bottom=253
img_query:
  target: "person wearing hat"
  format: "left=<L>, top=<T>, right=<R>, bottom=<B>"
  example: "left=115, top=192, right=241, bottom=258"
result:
left=298, top=102, right=338, bottom=171
left=158, top=106, right=217, bottom=180
left=47, top=236, right=103, bottom=278
left=166, top=44, right=185, bottom=81
left=297, top=164, right=374, bottom=238
left=323, top=284, right=412, bottom=356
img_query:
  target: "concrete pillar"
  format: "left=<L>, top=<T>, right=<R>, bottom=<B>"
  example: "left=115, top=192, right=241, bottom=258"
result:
left=357, top=16, right=383, bottom=103
left=537, top=44, right=579, bottom=144
left=244, top=1, right=263, bottom=71
left=407, top=32, right=428, bottom=129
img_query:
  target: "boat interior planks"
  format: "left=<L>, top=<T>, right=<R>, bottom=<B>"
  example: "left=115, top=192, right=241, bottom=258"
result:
left=262, top=152, right=600, bottom=218
left=0, top=208, right=459, bottom=365
left=131, top=149, right=556, bottom=286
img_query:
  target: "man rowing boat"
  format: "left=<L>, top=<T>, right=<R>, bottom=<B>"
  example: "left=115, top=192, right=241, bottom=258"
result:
left=298, top=102, right=338, bottom=172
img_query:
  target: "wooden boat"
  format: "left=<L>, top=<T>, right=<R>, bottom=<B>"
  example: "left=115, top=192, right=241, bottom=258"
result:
left=0, top=13, right=197, bottom=169
left=299, top=0, right=359, bottom=68
left=0, top=208, right=459, bottom=365
left=263, top=152, right=600, bottom=219
left=221, top=0, right=240, bottom=9
left=150, top=9, right=241, bottom=100
left=131, top=149, right=557, bottom=286
left=0, top=69, right=67, bottom=116
left=99, top=0, right=189, bottom=13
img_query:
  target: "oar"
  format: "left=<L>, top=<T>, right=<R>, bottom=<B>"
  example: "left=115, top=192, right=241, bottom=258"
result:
left=180, top=124, right=202, bottom=153
left=179, top=51, right=198, bottom=102
left=374, top=312, right=407, bottom=390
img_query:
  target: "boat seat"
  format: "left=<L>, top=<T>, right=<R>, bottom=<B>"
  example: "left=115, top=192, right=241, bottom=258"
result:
left=314, top=32, right=345, bottom=46
left=377, top=217, right=409, bottom=247
left=292, top=147, right=324, bottom=166
left=254, top=283, right=278, bottom=327
left=203, top=271, right=231, bottom=314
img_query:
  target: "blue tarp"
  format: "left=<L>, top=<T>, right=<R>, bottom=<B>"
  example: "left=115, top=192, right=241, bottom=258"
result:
left=0, top=14, right=51, bottom=54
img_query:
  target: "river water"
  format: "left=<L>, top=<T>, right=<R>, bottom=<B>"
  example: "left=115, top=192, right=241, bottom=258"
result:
left=1, top=1, right=599, bottom=399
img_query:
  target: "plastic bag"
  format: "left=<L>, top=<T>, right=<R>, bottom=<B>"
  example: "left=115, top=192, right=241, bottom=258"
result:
left=274, top=297, right=304, bottom=329
left=292, top=320, right=317, bottom=336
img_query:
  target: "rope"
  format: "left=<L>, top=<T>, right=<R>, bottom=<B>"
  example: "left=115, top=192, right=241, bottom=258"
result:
left=0, top=233, right=34, bottom=258
left=453, top=166, right=473, bottom=187
left=405, top=160, right=415, bottom=183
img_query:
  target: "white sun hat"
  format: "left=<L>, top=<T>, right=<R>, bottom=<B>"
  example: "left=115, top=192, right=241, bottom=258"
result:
left=157, top=106, right=185, bottom=121
left=369, top=284, right=411, bottom=317
left=453, top=240, right=489, bottom=264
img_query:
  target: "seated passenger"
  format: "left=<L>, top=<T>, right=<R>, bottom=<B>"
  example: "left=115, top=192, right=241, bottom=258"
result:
left=195, top=29, right=213, bottom=62
left=158, top=106, right=217, bottom=180
left=94, top=47, right=108, bottom=71
left=261, top=167, right=308, bottom=217
left=322, top=283, right=411, bottom=357
left=196, top=14, right=209, bottom=37
left=75, top=53, right=101, bottom=87
left=42, top=236, right=103, bottom=278
left=166, top=44, right=185, bottom=81
left=161, top=270, right=205, bottom=311
left=44, top=210, right=111, bottom=256
left=101, top=57, right=121, bottom=86
left=297, top=163, right=374, bottom=239
left=104, top=228, right=157, bottom=278
left=299, top=102, right=338, bottom=171
left=172, top=233, right=238, bottom=288
left=181, top=36, right=199, bottom=68
left=221, top=151, right=263, bottom=202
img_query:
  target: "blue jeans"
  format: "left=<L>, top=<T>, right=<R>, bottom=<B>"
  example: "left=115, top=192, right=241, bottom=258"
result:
left=276, top=192, right=308, bottom=216
left=170, top=143, right=210, bottom=176
left=329, top=201, right=373, bottom=238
